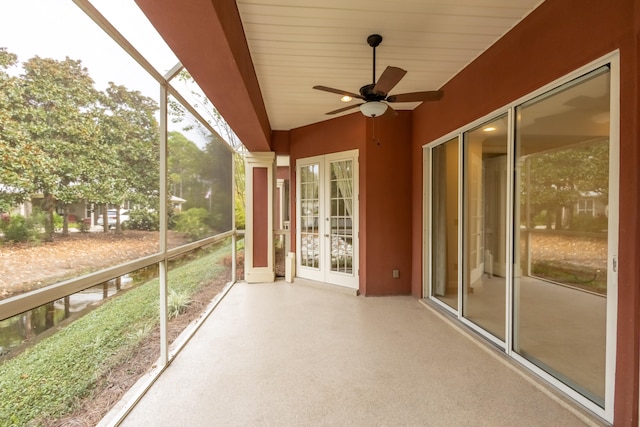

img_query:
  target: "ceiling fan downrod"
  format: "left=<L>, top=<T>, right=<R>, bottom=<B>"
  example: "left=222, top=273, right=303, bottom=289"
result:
left=367, top=34, right=383, bottom=84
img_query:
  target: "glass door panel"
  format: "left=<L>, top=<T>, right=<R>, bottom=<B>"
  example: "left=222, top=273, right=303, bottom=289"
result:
left=431, top=138, right=459, bottom=310
left=463, top=115, right=508, bottom=340
left=300, top=164, right=320, bottom=269
left=514, top=67, right=611, bottom=406
left=329, top=160, right=354, bottom=275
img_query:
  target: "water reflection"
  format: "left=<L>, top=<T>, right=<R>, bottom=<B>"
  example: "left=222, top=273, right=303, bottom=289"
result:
left=0, top=265, right=158, bottom=359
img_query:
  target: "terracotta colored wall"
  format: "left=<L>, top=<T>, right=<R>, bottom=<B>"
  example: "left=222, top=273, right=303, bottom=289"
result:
left=363, top=111, right=413, bottom=295
left=252, top=167, right=269, bottom=267
left=410, top=0, right=640, bottom=424
left=287, top=112, right=413, bottom=295
left=276, top=166, right=289, bottom=181
left=272, top=130, right=290, bottom=154
left=288, top=114, right=365, bottom=286
left=137, top=0, right=271, bottom=151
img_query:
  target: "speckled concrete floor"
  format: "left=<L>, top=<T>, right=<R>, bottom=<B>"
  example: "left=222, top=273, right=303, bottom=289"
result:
left=117, top=280, right=605, bottom=427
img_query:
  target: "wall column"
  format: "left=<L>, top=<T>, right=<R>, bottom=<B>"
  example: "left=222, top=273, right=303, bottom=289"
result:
left=245, top=152, right=276, bottom=283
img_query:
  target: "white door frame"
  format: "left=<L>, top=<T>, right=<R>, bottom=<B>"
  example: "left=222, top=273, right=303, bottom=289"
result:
left=296, top=150, right=359, bottom=289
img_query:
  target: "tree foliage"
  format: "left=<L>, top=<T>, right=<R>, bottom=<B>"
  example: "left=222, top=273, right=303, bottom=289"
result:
left=521, top=139, right=609, bottom=229
left=0, top=49, right=160, bottom=239
left=19, top=55, right=102, bottom=239
left=0, top=48, right=36, bottom=212
left=96, top=83, right=159, bottom=233
left=167, top=130, right=233, bottom=233
left=168, top=131, right=203, bottom=201
left=168, top=70, right=243, bottom=230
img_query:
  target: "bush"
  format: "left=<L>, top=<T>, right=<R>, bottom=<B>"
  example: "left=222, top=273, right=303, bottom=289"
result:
left=127, top=209, right=160, bottom=231
left=53, top=212, right=63, bottom=231
left=235, top=203, right=245, bottom=230
left=570, top=214, right=608, bottom=232
left=0, top=214, right=42, bottom=244
left=76, top=219, right=90, bottom=233
left=167, top=289, right=191, bottom=319
left=173, top=208, right=211, bottom=241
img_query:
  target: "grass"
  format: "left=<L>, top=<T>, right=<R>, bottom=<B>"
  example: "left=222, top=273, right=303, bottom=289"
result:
left=532, top=260, right=607, bottom=294
left=0, top=240, right=233, bottom=426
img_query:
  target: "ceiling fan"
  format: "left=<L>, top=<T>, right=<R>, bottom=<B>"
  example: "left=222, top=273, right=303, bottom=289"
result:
left=313, top=34, right=444, bottom=118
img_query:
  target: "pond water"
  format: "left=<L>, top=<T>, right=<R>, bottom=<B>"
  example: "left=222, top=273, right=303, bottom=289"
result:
left=0, top=264, right=159, bottom=359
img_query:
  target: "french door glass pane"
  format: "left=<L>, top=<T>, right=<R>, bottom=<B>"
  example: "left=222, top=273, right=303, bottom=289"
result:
left=463, top=115, right=508, bottom=340
left=513, top=67, right=610, bottom=406
left=300, top=164, right=320, bottom=269
left=431, top=138, right=459, bottom=310
left=329, top=160, right=353, bottom=274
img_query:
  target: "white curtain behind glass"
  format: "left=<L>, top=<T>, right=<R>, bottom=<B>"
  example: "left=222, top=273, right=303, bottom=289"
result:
left=332, top=161, right=352, bottom=216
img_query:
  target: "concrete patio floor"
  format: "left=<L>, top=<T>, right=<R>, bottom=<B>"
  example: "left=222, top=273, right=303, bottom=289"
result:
left=114, top=279, right=607, bottom=426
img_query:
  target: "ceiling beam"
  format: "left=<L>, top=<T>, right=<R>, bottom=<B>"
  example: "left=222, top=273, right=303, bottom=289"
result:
left=136, top=0, right=272, bottom=152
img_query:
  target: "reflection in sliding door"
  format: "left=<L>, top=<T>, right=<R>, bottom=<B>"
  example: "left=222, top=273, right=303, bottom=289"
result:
left=463, top=115, right=508, bottom=340
left=431, top=138, right=459, bottom=310
left=514, top=66, right=611, bottom=406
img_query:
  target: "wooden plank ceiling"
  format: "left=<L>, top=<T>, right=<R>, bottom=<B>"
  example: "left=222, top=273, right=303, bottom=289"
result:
left=236, top=0, right=543, bottom=130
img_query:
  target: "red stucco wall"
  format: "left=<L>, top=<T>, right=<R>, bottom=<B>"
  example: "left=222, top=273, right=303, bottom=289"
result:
left=363, top=111, right=413, bottom=295
left=252, top=167, right=269, bottom=267
left=287, top=112, right=413, bottom=295
left=410, top=1, right=640, bottom=424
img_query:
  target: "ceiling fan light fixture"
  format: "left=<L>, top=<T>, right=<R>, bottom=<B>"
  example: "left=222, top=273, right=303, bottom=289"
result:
left=360, top=101, right=388, bottom=118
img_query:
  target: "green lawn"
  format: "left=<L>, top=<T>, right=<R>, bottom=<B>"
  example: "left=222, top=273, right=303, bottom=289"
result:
left=0, top=241, right=233, bottom=426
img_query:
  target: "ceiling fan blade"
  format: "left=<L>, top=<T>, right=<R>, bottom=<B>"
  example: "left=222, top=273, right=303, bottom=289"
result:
left=386, top=90, right=444, bottom=103
left=372, top=66, right=406, bottom=96
left=326, top=103, right=363, bottom=115
left=313, top=85, right=364, bottom=100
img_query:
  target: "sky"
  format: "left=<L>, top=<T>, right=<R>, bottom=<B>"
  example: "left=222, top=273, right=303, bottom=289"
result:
left=0, top=0, right=229, bottom=149
left=0, top=0, right=175, bottom=99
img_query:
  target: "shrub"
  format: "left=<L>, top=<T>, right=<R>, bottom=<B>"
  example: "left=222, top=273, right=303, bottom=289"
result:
left=76, top=219, right=90, bottom=233
left=173, top=208, right=211, bottom=241
left=53, top=212, right=63, bottom=231
left=128, top=209, right=160, bottom=231
left=570, top=213, right=608, bottom=232
left=0, top=214, right=42, bottom=244
left=235, top=203, right=245, bottom=230
left=167, top=289, right=191, bottom=319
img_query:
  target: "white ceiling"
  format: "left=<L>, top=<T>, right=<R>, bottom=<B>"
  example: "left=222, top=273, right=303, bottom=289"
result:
left=236, top=0, right=544, bottom=131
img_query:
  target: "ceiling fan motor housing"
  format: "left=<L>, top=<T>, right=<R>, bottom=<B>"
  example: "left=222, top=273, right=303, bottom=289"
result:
left=359, top=83, right=386, bottom=100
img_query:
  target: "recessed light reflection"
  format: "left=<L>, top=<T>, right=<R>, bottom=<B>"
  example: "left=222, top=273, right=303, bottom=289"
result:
left=341, top=95, right=352, bottom=102
left=483, top=126, right=496, bottom=132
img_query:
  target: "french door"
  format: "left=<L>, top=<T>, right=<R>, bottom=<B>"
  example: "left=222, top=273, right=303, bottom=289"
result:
left=296, top=150, right=358, bottom=289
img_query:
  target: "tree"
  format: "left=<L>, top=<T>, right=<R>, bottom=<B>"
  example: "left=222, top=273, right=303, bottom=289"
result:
left=169, top=70, right=245, bottom=229
left=202, top=134, right=233, bottom=232
left=168, top=131, right=203, bottom=201
left=19, top=56, right=101, bottom=239
left=521, top=139, right=609, bottom=229
left=0, top=48, right=33, bottom=212
left=96, top=83, right=159, bottom=233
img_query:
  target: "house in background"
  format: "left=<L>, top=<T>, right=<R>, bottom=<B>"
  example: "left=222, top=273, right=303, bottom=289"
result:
left=135, top=1, right=638, bottom=424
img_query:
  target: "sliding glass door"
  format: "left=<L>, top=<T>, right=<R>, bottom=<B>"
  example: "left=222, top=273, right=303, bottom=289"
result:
left=462, top=115, right=508, bottom=341
left=430, top=138, right=459, bottom=310
left=426, top=60, right=617, bottom=417
left=513, top=66, right=612, bottom=406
